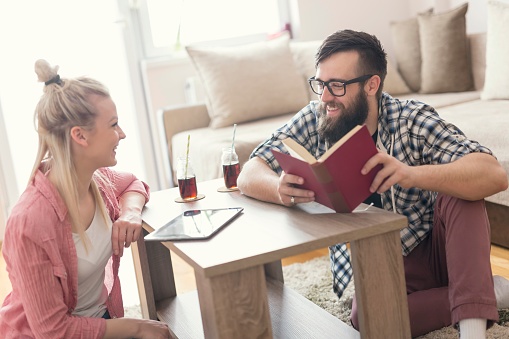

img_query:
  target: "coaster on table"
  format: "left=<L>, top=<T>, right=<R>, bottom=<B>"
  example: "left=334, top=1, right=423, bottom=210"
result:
left=217, top=186, right=239, bottom=192
left=174, top=194, right=205, bottom=203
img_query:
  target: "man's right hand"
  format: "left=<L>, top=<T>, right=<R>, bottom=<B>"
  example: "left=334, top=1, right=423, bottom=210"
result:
left=278, top=171, right=315, bottom=206
left=238, top=157, right=314, bottom=207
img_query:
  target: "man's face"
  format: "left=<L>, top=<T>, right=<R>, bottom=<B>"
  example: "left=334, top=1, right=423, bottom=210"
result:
left=314, top=51, right=370, bottom=144
left=317, top=90, right=369, bottom=145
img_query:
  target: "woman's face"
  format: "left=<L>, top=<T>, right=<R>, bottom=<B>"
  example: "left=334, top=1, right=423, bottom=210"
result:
left=84, top=94, right=126, bottom=168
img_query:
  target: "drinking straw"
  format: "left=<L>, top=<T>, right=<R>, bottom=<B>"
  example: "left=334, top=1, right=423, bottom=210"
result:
left=229, top=124, right=237, bottom=164
left=185, top=134, right=190, bottom=178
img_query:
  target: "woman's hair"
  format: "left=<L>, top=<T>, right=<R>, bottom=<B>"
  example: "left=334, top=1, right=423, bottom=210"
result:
left=315, top=29, right=388, bottom=100
left=32, top=59, right=111, bottom=251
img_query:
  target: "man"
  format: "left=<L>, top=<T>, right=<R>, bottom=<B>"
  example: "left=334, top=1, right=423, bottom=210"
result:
left=237, top=29, right=509, bottom=338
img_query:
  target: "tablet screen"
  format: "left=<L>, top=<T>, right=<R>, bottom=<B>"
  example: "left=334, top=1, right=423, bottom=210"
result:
left=144, top=207, right=244, bottom=241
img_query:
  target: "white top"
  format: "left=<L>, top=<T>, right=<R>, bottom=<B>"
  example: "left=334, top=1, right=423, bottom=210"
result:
left=72, top=203, right=112, bottom=318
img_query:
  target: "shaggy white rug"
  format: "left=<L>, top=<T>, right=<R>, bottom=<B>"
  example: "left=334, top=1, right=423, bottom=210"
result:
left=125, top=255, right=509, bottom=338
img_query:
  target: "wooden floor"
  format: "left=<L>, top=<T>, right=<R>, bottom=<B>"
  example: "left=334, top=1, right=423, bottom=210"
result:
left=2, top=242, right=509, bottom=299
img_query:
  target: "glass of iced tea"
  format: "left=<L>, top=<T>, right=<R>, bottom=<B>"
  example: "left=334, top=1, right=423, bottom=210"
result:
left=176, top=156, right=198, bottom=200
left=221, top=147, right=240, bottom=189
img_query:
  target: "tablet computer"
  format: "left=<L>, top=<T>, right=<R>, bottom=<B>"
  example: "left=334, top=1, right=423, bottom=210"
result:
left=144, top=207, right=244, bottom=241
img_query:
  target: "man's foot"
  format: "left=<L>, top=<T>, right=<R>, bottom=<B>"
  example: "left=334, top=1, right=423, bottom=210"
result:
left=494, top=275, right=509, bottom=309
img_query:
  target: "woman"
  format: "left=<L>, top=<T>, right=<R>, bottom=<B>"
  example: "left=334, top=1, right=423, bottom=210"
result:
left=0, top=60, right=170, bottom=338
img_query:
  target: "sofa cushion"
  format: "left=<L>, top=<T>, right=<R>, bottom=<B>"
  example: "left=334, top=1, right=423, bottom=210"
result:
left=186, top=34, right=309, bottom=129
left=435, top=99, right=509, bottom=206
left=390, top=11, right=430, bottom=92
left=397, top=90, right=480, bottom=109
left=481, top=0, right=509, bottom=100
left=384, top=60, right=412, bottom=95
left=172, top=112, right=296, bottom=181
left=418, top=3, right=474, bottom=94
left=290, top=40, right=322, bottom=101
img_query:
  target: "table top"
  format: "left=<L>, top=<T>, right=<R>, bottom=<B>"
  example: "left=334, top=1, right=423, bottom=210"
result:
left=141, top=178, right=407, bottom=278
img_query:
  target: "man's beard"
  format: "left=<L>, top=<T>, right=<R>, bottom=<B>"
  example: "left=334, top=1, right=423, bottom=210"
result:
left=317, top=91, right=369, bottom=145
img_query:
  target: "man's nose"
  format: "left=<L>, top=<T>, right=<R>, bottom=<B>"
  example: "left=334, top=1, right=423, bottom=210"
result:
left=320, top=86, right=335, bottom=101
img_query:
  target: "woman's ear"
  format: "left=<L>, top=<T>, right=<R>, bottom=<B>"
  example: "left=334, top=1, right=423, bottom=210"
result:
left=70, top=126, right=88, bottom=146
left=365, top=75, right=381, bottom=96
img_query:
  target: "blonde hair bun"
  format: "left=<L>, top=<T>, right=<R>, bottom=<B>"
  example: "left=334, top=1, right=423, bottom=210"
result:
left=34, top=59, right=60, bottom=84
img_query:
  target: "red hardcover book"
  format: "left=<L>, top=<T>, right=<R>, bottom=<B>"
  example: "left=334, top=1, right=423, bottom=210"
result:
left=272, top=125, right=382, bottom=212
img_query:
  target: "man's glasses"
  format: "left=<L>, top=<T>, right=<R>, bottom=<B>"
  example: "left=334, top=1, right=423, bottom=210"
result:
left=308, top=74, right=374, bottom=97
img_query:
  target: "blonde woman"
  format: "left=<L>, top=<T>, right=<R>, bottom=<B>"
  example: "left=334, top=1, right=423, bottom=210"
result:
left=0, top=60, right=170, bottom=338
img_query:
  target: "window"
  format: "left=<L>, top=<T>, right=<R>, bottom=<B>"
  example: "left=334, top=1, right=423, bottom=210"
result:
left=136, top=0, right=290, bottom=58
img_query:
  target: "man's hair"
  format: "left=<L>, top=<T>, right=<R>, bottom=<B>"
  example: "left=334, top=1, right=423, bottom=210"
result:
left=315, top=29, right=387, bottom=99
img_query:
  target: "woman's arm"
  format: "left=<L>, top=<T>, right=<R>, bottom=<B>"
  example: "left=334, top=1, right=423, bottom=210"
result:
left=104, top=318, right=170, bottom=339
left=112, top=191, right=147, bottom=256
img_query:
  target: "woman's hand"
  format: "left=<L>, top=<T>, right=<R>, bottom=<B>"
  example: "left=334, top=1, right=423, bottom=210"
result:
left=112, top=208, right=142, bottom=257
left=104, top=318, right=171, bottom=339
left=112, top=192, right=146, bottom=256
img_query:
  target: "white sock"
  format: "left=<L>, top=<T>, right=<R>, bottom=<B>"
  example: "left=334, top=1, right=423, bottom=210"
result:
left=494, top=275, right=509, bottom=309
left=459, top=318, right=486, bottom=339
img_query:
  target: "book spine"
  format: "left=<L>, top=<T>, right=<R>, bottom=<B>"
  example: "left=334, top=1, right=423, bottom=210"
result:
left=312, top=165, right=349, bottom=212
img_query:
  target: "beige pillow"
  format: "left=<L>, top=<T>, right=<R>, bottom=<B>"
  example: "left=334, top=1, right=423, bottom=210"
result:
left=186, top=34, right=309, bottom=128
left=290, top=40, right=322, bottom=101
left=384, top=60, right=412, bottom=95
left=390, top=8, right=433, bottom=92
left=481, top=0, right=509, bottom=100
left=418, top=3, right=473, bottom=94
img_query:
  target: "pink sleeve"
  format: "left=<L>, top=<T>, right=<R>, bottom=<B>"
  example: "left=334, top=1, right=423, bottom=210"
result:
left=100, top=168, right=150, bottom=203
left=4, top=214, right=107, bottom=338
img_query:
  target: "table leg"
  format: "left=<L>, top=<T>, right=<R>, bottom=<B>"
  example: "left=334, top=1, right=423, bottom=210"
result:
left=132, top=228, right=177, bottom=320
left=350, top=230, right=411, bottom=339
left=195, top=265, right=273, bottom=339
left=264, top=260, right=284, bottom=283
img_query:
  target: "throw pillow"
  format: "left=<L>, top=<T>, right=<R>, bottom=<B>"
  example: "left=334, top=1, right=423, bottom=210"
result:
left=389, top=8, right=433, bottom=92
left=418, top=3, right=473, bottom=94
left=384, top=60, right=412, bottom=95
left=186, top=34, right=309, bottom=129
left=290, top=40, right=322, bottom=101
left=481, top=0, right=509, bottom=100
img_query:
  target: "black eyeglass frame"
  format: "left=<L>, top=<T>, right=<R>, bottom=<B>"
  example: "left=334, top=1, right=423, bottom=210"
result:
left=308, top=74, right=374, bottom=97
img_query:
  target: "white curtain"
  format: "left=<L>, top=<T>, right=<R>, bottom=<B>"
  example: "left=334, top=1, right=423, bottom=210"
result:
left=0, top=100, right=18, bottom=241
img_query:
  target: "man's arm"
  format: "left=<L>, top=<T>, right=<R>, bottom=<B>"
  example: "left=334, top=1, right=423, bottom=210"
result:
left=237, top=157, right=315, bottom=206
left=365, top=152, right=508, bottom=201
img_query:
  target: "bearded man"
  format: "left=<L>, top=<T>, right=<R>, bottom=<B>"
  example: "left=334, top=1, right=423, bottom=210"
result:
left=237, top=29, right=509, bottom=338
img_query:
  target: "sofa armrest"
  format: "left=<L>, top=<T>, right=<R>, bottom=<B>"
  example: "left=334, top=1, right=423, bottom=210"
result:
left=158, top=103, right=210, bottom=175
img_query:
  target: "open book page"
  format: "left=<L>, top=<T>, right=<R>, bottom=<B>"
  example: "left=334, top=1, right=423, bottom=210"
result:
left=296, top=201, right=375, bottom=214
left=281, top=138, right=317, bottom=164
left=296, top=201, right=335, bottom=214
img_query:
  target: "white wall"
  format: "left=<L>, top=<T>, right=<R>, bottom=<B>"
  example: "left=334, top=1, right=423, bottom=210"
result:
left=140, top=0, right=491, bottom=190
left=288, top=0, right=410, bottom=57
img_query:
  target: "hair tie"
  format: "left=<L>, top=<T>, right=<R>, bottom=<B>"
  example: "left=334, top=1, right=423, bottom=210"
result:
left=45, top=74, right=62, bottom=86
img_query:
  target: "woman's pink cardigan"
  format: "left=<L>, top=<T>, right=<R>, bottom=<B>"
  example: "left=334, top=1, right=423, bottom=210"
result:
left=0, top=167, right=150, bottom=338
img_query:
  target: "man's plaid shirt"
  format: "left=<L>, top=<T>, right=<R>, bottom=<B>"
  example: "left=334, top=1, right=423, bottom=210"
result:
left=251, top=92, right=493, bottom=297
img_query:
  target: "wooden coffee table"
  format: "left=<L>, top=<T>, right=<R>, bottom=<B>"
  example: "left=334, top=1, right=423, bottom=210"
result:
left=131, top=178, right=410, bottom=338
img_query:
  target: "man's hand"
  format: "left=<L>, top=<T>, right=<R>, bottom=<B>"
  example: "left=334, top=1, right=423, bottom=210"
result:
left=238, top=157, right=315, bottom=207
left=277, top=171, right=315, bottom=206
left=362, top=150, right=414, bottom=194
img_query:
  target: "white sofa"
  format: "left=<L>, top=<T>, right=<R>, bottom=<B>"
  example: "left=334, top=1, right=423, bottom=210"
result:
left=160, top=32, right=509, bottom=247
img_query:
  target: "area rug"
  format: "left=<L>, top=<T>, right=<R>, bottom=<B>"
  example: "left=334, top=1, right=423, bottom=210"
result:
left=125, top=255, right=509, bottom=338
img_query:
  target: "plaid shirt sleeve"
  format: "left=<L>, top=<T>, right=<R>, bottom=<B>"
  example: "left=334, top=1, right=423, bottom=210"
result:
left=399, top=101, right=493, bottom=165
left=250, top=101, right=326, bottom=173
left=381, top=95, right=494, bottom=255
